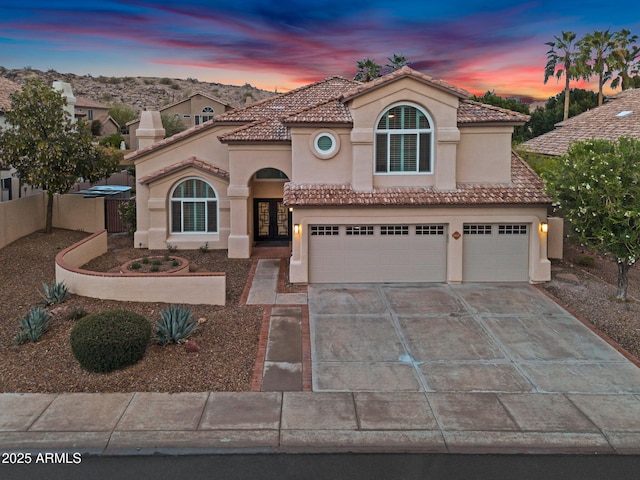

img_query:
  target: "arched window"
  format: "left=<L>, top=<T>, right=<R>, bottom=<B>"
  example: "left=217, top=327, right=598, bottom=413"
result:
left=375, top=104, right=433, bottom=174
left=170, top=178, right=218, bottom=233
left=195, top=106, right=215, bottom=126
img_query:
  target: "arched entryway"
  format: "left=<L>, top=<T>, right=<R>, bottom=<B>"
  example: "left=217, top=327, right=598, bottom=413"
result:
left=252, top=168, right=291, bottom=246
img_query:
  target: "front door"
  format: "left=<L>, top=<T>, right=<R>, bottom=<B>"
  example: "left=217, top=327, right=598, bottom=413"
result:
left=254, top=199, right=291, bottom=242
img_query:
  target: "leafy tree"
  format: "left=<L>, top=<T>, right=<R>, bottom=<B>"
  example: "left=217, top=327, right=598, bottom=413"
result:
left=470, top=91, right=530, bottom=143
left=161, top=113, right=187, bottom=138
left=544, top=138, right=640, bottom=300
left=577, top=30, right=614, bottom=105
left=0, top=78, right=120, bottom=233
left=528, top=89, right=598, bottom=138
left=354, top=58, right=382, bottom=82
left=609, top=29, right=640, bottom=90
left=108, top=104, right=137, bottom=131
left=544, top=31, right=582, bottom=121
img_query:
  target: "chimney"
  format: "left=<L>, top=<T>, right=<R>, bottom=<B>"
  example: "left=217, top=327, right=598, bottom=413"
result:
left=52, top=81, right=76, bottom=123
left=137, top=111, right=165, bottom=149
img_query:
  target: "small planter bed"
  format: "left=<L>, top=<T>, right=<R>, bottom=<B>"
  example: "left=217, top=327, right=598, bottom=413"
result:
left=120, top=256, right=189, bottom=274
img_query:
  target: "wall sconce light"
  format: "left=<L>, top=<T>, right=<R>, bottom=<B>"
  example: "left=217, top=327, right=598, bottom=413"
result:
left=289, top=207, right=293, bottom=213
left=540, top=222, right=548, bottom=233
left=294, top=224, right=300, bottom=235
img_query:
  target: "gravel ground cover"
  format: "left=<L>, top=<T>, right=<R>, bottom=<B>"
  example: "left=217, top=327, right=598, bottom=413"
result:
left=0, top=229, right=638, bottom=393
left=0, top=230, right=262, bottom=393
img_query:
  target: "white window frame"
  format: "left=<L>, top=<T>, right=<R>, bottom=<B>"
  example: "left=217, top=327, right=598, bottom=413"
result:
left=374, top=102, right=434, bottom=175
left=170, top=177, right=219, bottom=234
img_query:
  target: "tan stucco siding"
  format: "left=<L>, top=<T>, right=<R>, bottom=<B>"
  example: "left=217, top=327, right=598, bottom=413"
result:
left=290, top=127, right=352, bottom=184
left=457, top=126, right=514, bottom=183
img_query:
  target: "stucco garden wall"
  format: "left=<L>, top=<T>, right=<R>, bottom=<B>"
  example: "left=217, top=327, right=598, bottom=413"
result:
left=56, top=230, right=226, bottom=305
left=0, top=193, right=104, bottom=249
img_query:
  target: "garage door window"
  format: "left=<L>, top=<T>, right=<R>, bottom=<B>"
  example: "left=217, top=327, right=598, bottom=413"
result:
left=499, top=224, right=528, bottom=235
left=463, top=225, right=492, bottom=235
left=381, top=225, right=409, bottom=235
left=416, top=225, right=445, bottom=235
left=346, top=226, right=374, bottom=236
left=310, top=225, right=339, bottom=236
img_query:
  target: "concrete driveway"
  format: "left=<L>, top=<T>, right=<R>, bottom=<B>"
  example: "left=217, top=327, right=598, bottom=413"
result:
left=308, top=283, right=640, bottom=393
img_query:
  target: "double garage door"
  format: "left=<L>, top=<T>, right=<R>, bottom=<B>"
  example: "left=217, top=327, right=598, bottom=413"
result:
left=308, top=223, right=529, bottom=283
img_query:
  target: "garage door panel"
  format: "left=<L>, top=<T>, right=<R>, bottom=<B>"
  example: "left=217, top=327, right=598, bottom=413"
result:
left=309, top=224, right=446, bottom=283
left=463, top=224, right=529, bottom=282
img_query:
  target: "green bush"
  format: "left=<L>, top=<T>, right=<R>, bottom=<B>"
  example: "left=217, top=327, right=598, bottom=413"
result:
left=14, top=306, right=52, bottom=345
left=155, top=305, right=197, bottom=345
left=118, top=200, right=136, bottom=237
left=70, top=310, right=151, bottom=373
left=576, top=255, right=595, bottom=268
left=40, top=281, right=68, bottom=305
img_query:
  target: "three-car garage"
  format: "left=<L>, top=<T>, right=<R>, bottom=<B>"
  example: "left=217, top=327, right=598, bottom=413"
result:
left=307, top=223, right=530, bottom=283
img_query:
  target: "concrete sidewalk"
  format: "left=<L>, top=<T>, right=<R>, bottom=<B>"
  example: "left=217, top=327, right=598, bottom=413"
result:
left=1, top=390, right=640, bottom=455
left=2, top=257, right=640, bottom=456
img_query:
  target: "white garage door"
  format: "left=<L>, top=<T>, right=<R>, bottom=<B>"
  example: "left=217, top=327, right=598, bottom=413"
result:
left=462, top=224, right=529, bottom=282
left=309, top=224, right=447, bottom=283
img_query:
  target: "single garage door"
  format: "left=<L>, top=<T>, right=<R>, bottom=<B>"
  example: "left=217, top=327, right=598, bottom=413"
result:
left=309, top=224, right=446, bottom=283
left=462, top=224, right=529, bottom=282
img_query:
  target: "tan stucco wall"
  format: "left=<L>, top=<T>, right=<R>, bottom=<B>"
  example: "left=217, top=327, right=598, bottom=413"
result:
left=0, top=193, right=104, bottom=249
left=290, top=127, right=353, bottom=184
left=56, top=230, right=226, bottom=305
left=0, top=193, right=45, bottom=248
left=457, top=126, right=513, bottom=183
left=52, top=194, right=105, bottom=233
left=289, top=205, right=551, bottom=284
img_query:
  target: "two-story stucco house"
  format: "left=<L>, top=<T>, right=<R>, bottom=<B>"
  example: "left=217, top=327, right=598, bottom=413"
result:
left=126, top=67, right=552, bottom=284
left=127, top=92, right=237, bottom=149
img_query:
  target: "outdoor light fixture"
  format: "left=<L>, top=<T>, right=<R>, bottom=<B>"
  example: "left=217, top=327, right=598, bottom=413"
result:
left=289, top=207, right=293, bottom=212
left=294, top=224, right=300, bottom=234
left=540, top=222, right=548, bottom=233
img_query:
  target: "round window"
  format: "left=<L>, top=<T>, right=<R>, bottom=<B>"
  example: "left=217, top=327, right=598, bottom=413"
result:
left=313, top=132, right=338, bottom=157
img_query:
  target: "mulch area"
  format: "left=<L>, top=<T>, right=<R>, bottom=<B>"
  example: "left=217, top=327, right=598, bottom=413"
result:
left=0, top=230, right=262, bottom=393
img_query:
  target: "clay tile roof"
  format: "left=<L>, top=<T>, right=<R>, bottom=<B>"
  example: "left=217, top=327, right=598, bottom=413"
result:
left=341, top=66, right=470, bottom=101
left=215, top=76, right=360, bottom=123
left=0, top=77, right=21, bottom=112
left=521, top=89, right=640, bottom=156
left=138, top=156, right=229, bottom=185
left=283, top=98, right=353, bottom=125
left=218, top=118, right=291, bottom=143
left=283, top=152, right=550, bottom=207
left=458, top=99, right=530, bottom=124
left=74, top=96, right=110, bottom=109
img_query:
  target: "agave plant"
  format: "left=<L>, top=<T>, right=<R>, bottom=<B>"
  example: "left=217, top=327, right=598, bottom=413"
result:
left=14, top=306, right=52, bottom=345
left=155, top=305, right=197, bottom=345
left=40, top=281, right=69, bottom=305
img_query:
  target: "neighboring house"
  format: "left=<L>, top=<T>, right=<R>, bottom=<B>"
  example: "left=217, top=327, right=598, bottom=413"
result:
left=0, top=79, right=76, bottom=201
left=127, top=93, right=237, bottom=149
left=126, top=66, right=552, bottom=284
left=0, top=77, right=25, bottom=202
left=74, top=96, right=120, bottom=137
left=521, top=89, right=640, bottom=156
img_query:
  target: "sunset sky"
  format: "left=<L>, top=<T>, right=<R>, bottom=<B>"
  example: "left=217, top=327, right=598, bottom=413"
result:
left=1, top=1, right=639, bottom=100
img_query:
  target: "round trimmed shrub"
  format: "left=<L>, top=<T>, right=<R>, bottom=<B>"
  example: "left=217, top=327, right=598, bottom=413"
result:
left=70, top=310, right=151, bottom=373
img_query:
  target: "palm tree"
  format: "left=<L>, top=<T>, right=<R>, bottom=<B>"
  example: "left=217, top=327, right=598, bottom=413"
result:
left=544, top=31, right=580, bottom=121
left=610, top=29, right=640, bottom=91
left=354, top=58, right=382, bottom=82
left=385, top=54, right=410, bottom=72
left=577, top=30, right=614, bottom=106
